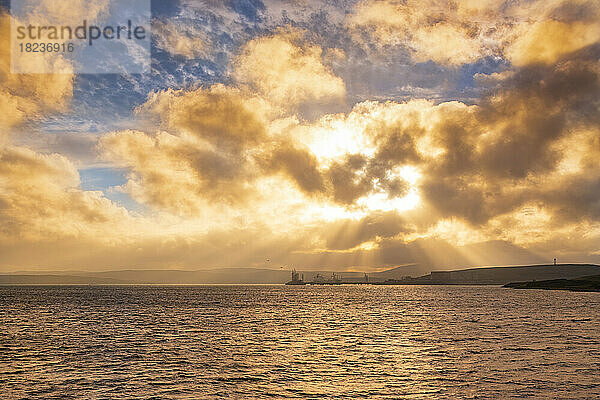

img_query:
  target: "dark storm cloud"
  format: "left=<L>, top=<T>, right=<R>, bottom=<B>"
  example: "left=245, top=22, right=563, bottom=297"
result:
left=415, top=51, right=600, bottom=226
left=266, top=142, right=325, bottom=194
left=281, top=116, right=423, bottom=204
left=476, top=58, right=600, bottom=178
left=548, top=1, right=599, bottom=23
left=265, top=147, right=413, bottom=205
left=325, top=154, right=371, bottom=204
left=539, top=172, right=600, bottom=223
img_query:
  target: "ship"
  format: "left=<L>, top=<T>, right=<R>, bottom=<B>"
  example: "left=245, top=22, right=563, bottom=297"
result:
left=285, top=268, right=306, bottom=285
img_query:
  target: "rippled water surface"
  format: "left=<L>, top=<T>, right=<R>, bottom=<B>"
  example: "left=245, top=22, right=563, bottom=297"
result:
left=1, top=285, right=600, bottom=399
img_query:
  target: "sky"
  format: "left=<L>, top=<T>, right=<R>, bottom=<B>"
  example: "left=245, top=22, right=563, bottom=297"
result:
left=1, top=0, right=599, bottom=273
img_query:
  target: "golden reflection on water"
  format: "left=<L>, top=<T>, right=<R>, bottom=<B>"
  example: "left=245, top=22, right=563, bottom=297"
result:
left=1, top=285, right=599, bottom=399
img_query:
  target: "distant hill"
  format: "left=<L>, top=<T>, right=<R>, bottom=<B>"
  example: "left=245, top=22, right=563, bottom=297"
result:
left=0, top=268, right=360, bottom=285
left=421, top=264, right=600, bottom=285
left=82, top=268, right=291, bottom=284
left=1, top=264, right=598, bottom=285
left=379, top=239, right=547, bottom=277
left=0, top=275, right=127, bottom=285
left=369, top=264, right=423, bottom=280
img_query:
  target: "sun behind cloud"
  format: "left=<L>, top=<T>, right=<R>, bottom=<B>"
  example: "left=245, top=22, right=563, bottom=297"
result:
left=1, top=0, right=599, bottom=271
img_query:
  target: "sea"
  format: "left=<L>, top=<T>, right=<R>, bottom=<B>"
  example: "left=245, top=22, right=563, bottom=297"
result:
left=1, top=285, right=599, bottom=399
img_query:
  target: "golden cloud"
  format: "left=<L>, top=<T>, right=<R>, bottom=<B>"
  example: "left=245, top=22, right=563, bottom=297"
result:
left=233, top=29, right=346, bottom=106
left=505, top=18, right=600, bottom=66
left=139, top=84, right=273, bottom=148
left=99, top=85, right=278, bottom=215
left=3, top=2, right=600, bottom=270
left=9, top=48, right=597, bottom=268
left=100, top=128, right=257, bottom=216
left=104, top=83, right=437, bottom=216
left=348, top=0, right=495, bottom=66
left=411, top=23, right=483, bottom=66
left=348, top=0, right=600, bottom=67
left=0, top=13, right=74, bottom=136
left=0, top=145, right=131, bottom=243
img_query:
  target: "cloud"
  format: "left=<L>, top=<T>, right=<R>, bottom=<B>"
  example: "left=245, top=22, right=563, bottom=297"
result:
left=265, top=141, right=326, bottom=194
left=100, top=129, right=263, bottom=216
left=0, top=145, right=131, bottom=243
left=3, top=1, right=600, bottom=271
left=62, top=43, right=600, bottom=269
left=129, top=77, right=596, bottom=230
left=348, top=0, right=600, bottom=67
left=101, top=83, right=419, bottom=214
left=0, top=5, right=141, bottom=253
left=417, top=57, right=600, bottom=226
left=12, top=130, right=101, bottom=168
left=153, top=19, right=207, bottom=59
left=410, top=23, right=483, bottom=66
left=321, top=210, right=412, bottom=250
left=0, top=13, right=74, bottom=136
left=99, top=85, right=276, bottom=215
left=140, top=84, right=272, bottom=148
left=325, top=154, right=372, bottom=204
left=272, top=48, right=600, bottom=236
left=233, top=29, right=346, bottom=106
left=505, top=17, right=600, bottom=66
left=348, top=0, right=495, bottom=66
left=19, top=0, right=110, bottom=27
